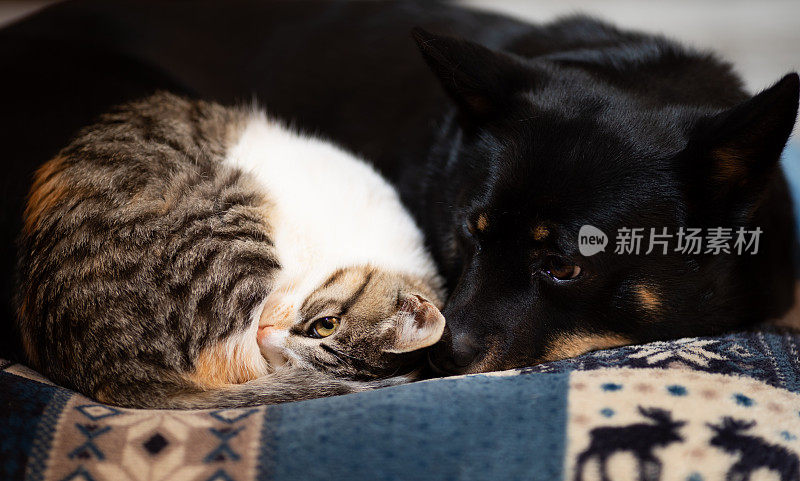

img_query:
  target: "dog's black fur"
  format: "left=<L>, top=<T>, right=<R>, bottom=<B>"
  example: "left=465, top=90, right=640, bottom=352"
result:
left=0, top=1, right=797, bottom=373
left=410, top=25, right=799, bottom=373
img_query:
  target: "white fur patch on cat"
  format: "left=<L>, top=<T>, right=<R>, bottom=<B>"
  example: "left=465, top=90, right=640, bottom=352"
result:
left=224, top=112, right=440, bottom=327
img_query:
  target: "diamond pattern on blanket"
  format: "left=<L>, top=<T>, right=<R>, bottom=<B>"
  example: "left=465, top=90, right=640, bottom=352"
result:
left=42, top=395, right=267, bottom=481
left=565, top=368, right=800, bottom=481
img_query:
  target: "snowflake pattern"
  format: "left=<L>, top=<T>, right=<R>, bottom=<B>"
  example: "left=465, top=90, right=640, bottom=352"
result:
left=624, top=338, right=725, bottom=367
left=516, top=327, right=800, bottom=392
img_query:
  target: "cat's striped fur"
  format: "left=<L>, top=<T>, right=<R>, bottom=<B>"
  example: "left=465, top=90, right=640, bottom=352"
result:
left=15, top=93, right=444, bottom=409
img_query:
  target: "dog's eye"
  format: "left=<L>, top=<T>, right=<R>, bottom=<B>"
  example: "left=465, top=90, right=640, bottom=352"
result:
left=542, top=257, right=582, bottom=281
left=463, top=218, right=479, bottom=237
left=463, top=219, right=476, bottom=237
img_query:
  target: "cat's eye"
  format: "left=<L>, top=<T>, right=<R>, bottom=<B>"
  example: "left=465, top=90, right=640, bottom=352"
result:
left=542, top=256, right=582, bottom=281
left=310, top=316, right=340, bottom=338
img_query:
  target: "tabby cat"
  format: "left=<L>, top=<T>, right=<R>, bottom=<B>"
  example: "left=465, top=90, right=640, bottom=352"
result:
left=15, top=93, right=445, bottom=409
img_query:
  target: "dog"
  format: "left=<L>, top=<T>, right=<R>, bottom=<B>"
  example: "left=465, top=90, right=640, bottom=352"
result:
left=410, top=23, right=799, bottom=373
left=1, top=2, right=797, bottom=373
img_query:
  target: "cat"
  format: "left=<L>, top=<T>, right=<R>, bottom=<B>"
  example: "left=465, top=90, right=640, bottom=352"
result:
left=14, top=92, right=445, bottom=409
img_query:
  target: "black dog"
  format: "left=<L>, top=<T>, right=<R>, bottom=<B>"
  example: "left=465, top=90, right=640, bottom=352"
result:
left=1, top=2, right=797, bottom=372
left=410, top=25, right=799, bottom=373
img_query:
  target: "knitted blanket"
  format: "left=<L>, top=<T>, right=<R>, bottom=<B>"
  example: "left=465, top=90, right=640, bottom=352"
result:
left=3, top=328, right=800, bottom=481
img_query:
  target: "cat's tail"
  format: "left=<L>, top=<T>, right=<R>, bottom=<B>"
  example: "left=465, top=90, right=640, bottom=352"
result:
left=174, top=368, right=408, bottom=409
left=96, top=367, right=409, bottom=410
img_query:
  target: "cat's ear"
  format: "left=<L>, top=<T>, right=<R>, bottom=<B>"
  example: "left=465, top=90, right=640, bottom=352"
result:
left=386, top=296, right=446, bottom=353
left=681, top=73, right=799, bottom=218
left=411, top=27, right=530, bottom=121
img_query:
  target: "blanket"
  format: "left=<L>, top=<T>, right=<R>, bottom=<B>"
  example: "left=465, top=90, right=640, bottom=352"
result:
left=3, top=327, right=800, bottom=481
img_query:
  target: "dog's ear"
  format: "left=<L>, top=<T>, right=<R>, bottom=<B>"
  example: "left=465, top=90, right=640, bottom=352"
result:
left=681, top=73, right=799, bottom=219
left=411, top=27, right=529, bottom=121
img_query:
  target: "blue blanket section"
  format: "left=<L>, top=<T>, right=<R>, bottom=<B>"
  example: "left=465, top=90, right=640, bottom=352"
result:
left=0, top=371, right=61, bottom=481
left=259, top=373, right=569, bottom=481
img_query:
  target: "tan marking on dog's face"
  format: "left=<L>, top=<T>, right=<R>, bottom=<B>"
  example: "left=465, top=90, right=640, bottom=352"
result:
left=186, top=341, right=266, bottom=389
left=541, top=332, right=631, bottom=362
left=634, top=283, right=663, bottom=314
left=24, top=156, right=72, bottom=234
left=532, top=224, right=550, bottom=241
left=475, top=213, right=489, bottom=232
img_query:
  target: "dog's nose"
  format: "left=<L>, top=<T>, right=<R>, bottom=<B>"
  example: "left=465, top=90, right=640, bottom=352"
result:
left=428, top=332, right=481, bottom=374
left=450, top=334, right=479, bottom=367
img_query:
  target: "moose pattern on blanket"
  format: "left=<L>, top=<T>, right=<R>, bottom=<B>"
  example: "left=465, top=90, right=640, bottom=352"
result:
left=2, top=328, right=800, bottom=481
left=566, top=368, right=800, bottom=481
